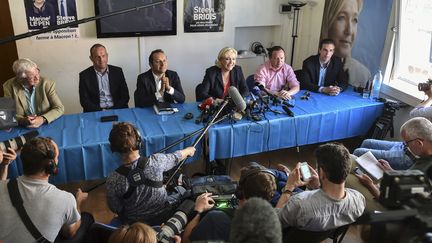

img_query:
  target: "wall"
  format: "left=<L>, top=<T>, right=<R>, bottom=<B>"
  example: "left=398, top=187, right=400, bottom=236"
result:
left=8, top=0, right=324, bottom=114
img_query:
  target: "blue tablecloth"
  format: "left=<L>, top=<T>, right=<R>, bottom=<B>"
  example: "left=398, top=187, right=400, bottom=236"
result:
left=0, top=104, right=203, bottom=184
left=207, top=89, right=384, bottom=160
left=1, top=88, right=383, bottom=183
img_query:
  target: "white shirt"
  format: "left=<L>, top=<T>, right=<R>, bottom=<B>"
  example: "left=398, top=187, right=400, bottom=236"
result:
left=152, top=72, right=174, bottom=102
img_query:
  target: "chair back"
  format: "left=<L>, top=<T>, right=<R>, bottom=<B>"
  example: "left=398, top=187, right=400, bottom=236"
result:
left=195, top=83, right=204, bottom=102
left=294, top=69, right=303, bottom=83
left=246, top=74, right=255, bottom=92
left=282, top=224, right=350, bottom=243
left=84, top=222, right=117, bottom=243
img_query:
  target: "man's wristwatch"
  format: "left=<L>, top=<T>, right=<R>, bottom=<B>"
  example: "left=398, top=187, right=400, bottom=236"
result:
left=281, top=187, right=294, bottom=195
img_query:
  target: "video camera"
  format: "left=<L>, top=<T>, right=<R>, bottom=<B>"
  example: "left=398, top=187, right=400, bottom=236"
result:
left=379, top=170, right=430, bottom=209
left=156, top=199, right=195, bottom=243
left=418, top=79, right=432, bottom=92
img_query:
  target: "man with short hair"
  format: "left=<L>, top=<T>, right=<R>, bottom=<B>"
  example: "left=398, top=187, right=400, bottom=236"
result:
left=3, top=58, right=64, bottom=127
left=254, top=46, right=300, bottom=100
left=0, top=137, right=93, bottom=242
left=352, top=117, right=432, bottom=211
left=277, top=143, right=365, bottom=231
left=134, top=49, right=185, bottom=107
left=301, top=38, right=348, bottom=95
left=79, top=43, right=130, bottom=112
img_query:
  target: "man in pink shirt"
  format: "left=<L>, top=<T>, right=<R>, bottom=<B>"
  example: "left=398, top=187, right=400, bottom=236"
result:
left=254, top=46, right=300, bottom=100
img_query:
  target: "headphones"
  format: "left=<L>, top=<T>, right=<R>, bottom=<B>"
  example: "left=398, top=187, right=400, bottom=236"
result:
left=109, top=123, right=143, bottom=153
left=40, top=139, right=58, bottom=175
left=251, top=42, right=266, bottom=55
left=235, top=162, right=275, bottom=199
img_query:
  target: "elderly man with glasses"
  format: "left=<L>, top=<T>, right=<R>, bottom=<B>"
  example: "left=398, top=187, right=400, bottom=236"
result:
left=3, top=58, right=64, bottom=128
left=347, top=117, right=432, bottom=212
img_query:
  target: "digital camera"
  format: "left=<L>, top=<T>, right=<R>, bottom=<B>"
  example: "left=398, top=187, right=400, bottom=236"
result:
left=417, top=79, right=432, bottom=92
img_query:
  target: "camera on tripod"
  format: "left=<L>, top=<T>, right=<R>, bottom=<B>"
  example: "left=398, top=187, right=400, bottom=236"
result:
left=418, top=79, right=432, bottom=92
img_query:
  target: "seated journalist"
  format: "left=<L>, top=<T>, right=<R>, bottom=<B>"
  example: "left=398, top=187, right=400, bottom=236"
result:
left=106, top=122, right=195, bottom=225
left=182, top=162, right=277, bottom=243
left=0, top=137, right=93, bottom=242
left=3, top=58, right=64, bottom=128
left=276, top=143, right=365, bottom=231
left=301, top=38, right=348, bottom=95
left=409, top=81, right=432, bottom=120
left=196, top=47, right=249, bottom=102
left=254, top=46, right=300, bottom=100
left=134, top=49, right=185, bottom=107
left=79, top=43, right=130, bottom=112
left=348, top=117, right=432, bottom=212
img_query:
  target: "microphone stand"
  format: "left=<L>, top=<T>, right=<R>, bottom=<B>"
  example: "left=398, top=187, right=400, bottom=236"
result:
left=164, top=99, right=230, bottom=186
left=0, top=0, right=174, bottom=45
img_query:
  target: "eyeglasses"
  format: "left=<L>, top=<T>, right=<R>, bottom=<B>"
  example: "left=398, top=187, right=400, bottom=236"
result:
left=403, top=138, right=421, bottom=148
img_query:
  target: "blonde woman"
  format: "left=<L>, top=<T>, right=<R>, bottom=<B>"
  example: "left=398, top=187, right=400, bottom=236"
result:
left=196, top=47, right=248, bottom=102
left=321, top=0, right=371, bottom=88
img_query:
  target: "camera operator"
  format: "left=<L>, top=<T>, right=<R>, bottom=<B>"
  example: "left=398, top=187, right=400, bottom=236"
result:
left=0, top=148, right=17, bottom=180
left=182, top=162, right=277, bottom=243
left=350, top=117, right=432, bottom=212
left=410, top=81, right=432, bottom=120
left=106, top=122, right=195, bottom=226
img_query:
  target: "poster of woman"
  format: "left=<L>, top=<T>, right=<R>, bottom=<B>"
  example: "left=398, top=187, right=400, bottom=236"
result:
left=320, top=0, right=392, bottom=89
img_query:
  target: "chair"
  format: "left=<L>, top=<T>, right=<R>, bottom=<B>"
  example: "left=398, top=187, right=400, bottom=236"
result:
left=294, top=69, right=303, bottom=83
left=195, top=83, right=204, bottom=102
left=282, top=224, right=350, bottom=243
left=246, top=74, right=255, bottom=92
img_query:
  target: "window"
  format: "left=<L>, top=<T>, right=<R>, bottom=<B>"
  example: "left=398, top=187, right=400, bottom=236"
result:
left=387, top=0, right=432, bottom=103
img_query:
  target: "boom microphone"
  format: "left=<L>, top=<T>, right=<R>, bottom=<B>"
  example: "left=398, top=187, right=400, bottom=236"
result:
left=0, top=130, right=39, bottom=153
left=228, top=86, right=246, bottom=111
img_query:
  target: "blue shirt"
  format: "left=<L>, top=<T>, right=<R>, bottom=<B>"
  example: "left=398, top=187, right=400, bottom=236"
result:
left=95, top=67, right=113, bottom=109
left=23, top=85, right=36, bottom=115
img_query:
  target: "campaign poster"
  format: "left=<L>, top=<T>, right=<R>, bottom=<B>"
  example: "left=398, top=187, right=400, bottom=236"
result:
left=24, top=0, right=79, bottom=40
left=184, top=0, right=225, bottom=33
left=320, top=0, right=393, bottom=88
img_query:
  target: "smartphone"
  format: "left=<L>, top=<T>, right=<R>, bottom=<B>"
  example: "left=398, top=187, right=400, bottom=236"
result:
left=300, top=162, right=312, bottom=181
left=353, top=167, right=364, bottom=176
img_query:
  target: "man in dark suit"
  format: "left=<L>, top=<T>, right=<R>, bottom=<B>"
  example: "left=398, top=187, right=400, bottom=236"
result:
left=79, top=44, right=130, bottom=112
left=301, top=38, right=348, bottom=95
left=134, top=49, right=185, bottom=107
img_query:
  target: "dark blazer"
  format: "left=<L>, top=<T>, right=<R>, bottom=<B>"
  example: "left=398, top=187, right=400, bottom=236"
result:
left=301, top=54, right=348, bottom=93
left=196, top=65, right=249, bottom=102
left=134, top=69, right=185, bottom=107
left=79, top=65, right=130, bottom=112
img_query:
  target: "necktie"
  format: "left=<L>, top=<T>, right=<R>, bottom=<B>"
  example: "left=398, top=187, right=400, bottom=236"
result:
left=60, top=0, right=66, bottom=16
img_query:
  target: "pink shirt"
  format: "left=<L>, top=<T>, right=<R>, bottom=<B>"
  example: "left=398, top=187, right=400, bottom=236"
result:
left=254, top=61, right=299, bottom=91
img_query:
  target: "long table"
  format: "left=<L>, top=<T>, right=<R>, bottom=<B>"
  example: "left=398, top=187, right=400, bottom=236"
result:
left=1, top=88, right=383, bottom=183
left=207, top=88, right=384, bottom=160
left=1, top=104, right=204, bottom=184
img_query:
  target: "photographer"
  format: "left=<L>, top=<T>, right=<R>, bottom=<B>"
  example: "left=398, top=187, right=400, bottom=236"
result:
left=106, top=122, right=195, bottom=226
left=182, top=162, right=277, bottom=243
left=0, top=148, right=17, bottom=180
left=410, top=81, right=432, bottom=119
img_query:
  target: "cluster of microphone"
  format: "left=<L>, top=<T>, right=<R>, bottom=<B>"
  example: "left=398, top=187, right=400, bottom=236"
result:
left=196, top=87, right=247, bottom=124
left=249, top=82, right=295, bottom=117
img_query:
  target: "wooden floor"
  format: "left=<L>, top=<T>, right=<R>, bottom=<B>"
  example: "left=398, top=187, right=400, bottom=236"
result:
left=56, top=137, right=364, bottom=242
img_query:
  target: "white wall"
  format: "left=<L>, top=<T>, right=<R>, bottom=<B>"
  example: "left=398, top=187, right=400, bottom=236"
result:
left=8, top=0, right=324, bottom=114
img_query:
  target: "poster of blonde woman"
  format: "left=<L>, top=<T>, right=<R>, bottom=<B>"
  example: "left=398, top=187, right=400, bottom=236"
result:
left=320, top=0, right=392, bottom=89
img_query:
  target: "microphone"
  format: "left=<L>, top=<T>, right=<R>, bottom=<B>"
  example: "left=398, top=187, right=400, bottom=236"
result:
left=282, top=105, right=294, bottom=117
left=251, top=86, right=268, bottom=105
left=228, top=86, right=246, bottom=112
left=254, top=82, right=275, bottom=98
left=198, top=97, right=214, bottom=110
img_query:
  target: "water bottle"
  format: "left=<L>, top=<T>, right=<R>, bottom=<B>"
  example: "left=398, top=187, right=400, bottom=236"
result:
left=370, top=70, right=383, bottom=100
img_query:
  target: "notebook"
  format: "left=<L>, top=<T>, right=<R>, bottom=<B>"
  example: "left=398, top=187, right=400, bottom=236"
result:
left=355, top=151, right=384, bottom=180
